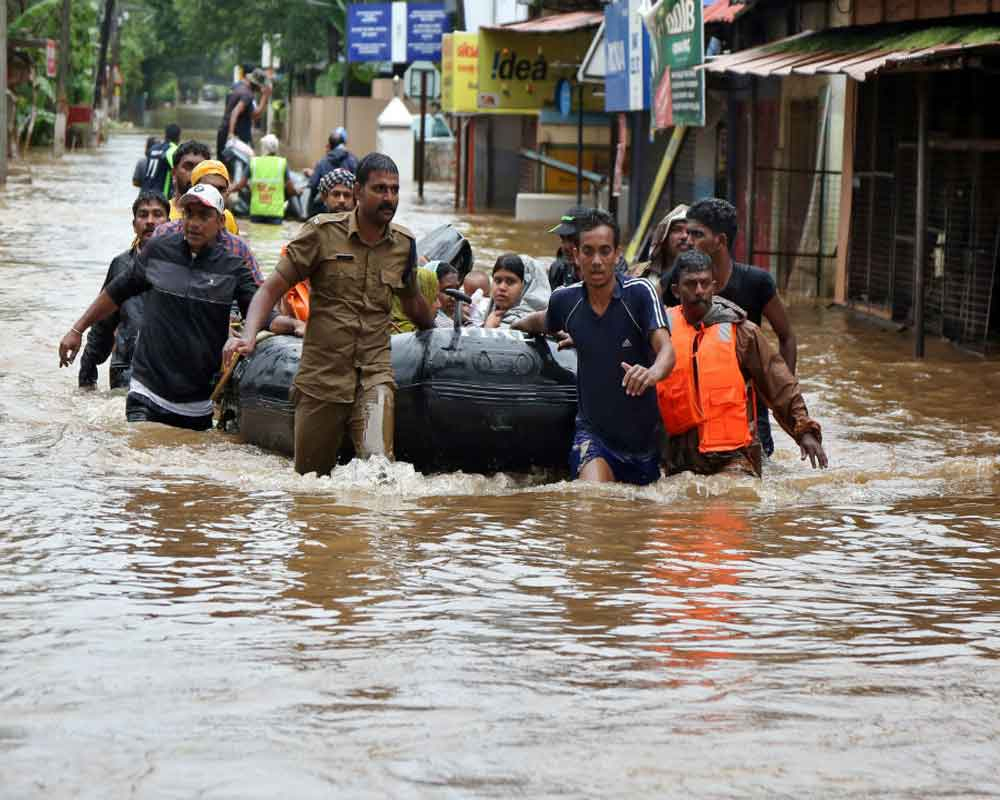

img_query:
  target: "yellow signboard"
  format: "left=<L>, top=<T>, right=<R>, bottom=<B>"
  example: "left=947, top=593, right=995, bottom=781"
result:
left=476, top=28, right=603, bottom=113
left=441, top=33, right=480, bottom=114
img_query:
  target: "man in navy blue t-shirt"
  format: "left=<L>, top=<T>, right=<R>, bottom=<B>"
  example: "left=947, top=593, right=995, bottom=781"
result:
left=514, top=210, right=675, bottom=485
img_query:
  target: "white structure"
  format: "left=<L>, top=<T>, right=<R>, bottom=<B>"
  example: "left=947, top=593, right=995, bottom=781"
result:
left=376, top=95, right=415, bottom=184
left=462, top=0, right=527, bottom=31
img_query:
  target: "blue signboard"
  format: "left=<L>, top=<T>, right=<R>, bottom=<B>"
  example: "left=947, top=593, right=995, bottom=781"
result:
left=604, top=0, right=651, bottom=112
left=347, top=3, right=391, bottom=63
left=406, top=3, right=450, bottom=62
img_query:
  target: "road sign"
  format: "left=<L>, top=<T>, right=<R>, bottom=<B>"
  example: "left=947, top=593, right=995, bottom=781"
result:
left=406, top=3, right=450, bottom=62
left=604, top=0, right=651, bottom=112
left=348, top=3, right=392, bottom=62
left=347, top=2, right=449, bottom=64
left=404, top=61, right=440, bottom=99
left=46, top=39, right=57, bottom=78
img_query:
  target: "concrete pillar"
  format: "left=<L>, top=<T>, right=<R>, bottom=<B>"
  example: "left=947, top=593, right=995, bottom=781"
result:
left=376, top=97, right=414, bottom=186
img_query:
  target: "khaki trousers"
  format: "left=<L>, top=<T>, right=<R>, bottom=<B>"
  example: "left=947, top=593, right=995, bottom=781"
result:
left=292, top=383, right=395, bottom=476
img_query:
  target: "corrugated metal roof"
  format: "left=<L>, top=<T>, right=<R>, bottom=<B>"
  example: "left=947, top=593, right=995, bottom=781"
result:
left=483, top=10, right=603, bottom=34
left=700, top=22, right=1000, bottom=80
left=703, top=0, right=753, bottom=25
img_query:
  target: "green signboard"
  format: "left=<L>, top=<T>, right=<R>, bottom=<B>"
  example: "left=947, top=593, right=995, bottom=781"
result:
left=642, top=0, right=706, bottom=128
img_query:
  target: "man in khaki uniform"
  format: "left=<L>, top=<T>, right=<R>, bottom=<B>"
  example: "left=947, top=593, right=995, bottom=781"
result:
left=226, top=153, right=435, bottom=475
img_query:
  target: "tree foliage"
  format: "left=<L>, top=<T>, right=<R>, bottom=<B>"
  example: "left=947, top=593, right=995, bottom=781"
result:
left=117, top=0, right=387, bottom=105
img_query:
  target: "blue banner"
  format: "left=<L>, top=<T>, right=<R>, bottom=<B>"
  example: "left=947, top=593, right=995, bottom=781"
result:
left=348, top=3, right=392, bottom=63
left=604, top=0, right=651, bottom=112
left=406, top=3, right=450, bottom=62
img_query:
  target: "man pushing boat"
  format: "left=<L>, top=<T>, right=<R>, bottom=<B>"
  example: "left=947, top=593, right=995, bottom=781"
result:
left=223, top=153, right=435, bottom=476
left=58, top=184, right=260, bottom=430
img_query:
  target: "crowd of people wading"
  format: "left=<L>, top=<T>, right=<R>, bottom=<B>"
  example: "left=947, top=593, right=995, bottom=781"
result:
left=58, top=68, right=828, bottom=485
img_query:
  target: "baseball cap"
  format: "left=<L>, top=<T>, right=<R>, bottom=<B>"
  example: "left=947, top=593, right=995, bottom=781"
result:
left=179, top=183, right=225, bottom=216
left=548, top=204, right=591, bottom=236
left=190, top=159, right=231, bottom=187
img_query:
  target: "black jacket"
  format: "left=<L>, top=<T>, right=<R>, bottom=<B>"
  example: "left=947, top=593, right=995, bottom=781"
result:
left=79, top=248, right=144, bottom=389
left=106, top=231, right=258, bottom=404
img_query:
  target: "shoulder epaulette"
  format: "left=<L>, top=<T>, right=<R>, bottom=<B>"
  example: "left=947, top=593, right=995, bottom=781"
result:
left=390, top=221, right=416, bottom=240
left=311, top=211, right=351, bottom=225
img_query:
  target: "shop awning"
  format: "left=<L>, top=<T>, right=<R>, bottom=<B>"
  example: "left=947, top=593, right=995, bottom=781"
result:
left=699, top=21, right=1000, bottom=80
left=482, top=10, right=603, bottom=34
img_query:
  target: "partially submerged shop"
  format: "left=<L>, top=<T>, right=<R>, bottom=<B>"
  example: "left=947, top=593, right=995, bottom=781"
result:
left=716, top=21, right=1000, bottom=354
left=442, top=12, right=608, bottom=214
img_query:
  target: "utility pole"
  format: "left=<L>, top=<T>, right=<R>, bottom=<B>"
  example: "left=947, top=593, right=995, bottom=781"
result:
left=93, top=0, right=115, bottom=111
left=1, top=0, right=8, bottom=186
left=53, top=0, right=71, bottom=157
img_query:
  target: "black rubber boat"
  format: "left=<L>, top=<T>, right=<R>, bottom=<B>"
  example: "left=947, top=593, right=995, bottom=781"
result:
left=221, top=327, right=578, bottom=472
left=217, top=223, right=575, bottom=472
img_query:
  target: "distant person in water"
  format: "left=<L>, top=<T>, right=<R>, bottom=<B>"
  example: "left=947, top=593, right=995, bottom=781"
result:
left=658, top=250, right=826, bottom=477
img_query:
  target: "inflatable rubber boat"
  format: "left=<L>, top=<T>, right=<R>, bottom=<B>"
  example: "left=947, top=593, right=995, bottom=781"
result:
left=217, top=223, right=575, bottom=472
left=221, top=327, right=578, bottom=472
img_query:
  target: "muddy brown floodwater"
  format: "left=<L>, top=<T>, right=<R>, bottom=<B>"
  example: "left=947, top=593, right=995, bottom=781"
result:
left=1, top=132, right=999, bottom=798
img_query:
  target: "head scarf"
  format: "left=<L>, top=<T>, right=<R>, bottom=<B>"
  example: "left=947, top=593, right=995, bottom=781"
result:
left=485, top=255, right=551, bottom=327
left=318, top=168, right=356, bottom=196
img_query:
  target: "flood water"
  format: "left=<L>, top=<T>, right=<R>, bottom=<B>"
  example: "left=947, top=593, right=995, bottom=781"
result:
left=1, top=132, right=999, bottom=798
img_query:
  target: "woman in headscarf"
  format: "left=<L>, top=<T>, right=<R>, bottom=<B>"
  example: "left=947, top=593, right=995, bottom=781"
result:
left=483, top=254, right=551, bottom=329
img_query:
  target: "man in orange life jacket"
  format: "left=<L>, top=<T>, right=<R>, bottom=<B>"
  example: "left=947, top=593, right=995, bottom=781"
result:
left=657, top=250, right=827, bottom=477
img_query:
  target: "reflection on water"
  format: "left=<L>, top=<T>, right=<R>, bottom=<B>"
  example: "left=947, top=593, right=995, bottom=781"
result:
left=0, top=133, right=998, bottom=797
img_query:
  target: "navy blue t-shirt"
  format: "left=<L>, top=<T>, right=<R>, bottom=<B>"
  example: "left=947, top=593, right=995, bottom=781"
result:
left=546, top=274, right=667, bottom=457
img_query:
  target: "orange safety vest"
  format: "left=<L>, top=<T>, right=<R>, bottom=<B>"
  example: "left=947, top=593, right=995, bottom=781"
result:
left=285, top=281, right=311, bottom=322
left=656, top=306, right=753, bottom=453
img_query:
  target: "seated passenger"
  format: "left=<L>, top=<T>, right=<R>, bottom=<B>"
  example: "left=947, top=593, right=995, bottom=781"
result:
left=434, top=262, right=463, bottom=327
left=463, top=269, right=491, bottom=325
left=391, top=266, right=439, bottom=333
left=483, top=254, right=551, bottom=329
left=658, top=251, right=827, bottom=477
left=463, top=269, right=490, bottom=298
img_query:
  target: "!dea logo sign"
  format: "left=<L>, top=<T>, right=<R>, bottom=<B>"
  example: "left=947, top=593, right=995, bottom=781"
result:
left=490, top=50, right=548, bottom=82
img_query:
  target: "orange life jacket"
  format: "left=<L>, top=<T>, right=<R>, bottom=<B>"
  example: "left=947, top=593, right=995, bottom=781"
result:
left=656, top=306, right=753, bottom=453
left=285, top=281, right=311, bottom=322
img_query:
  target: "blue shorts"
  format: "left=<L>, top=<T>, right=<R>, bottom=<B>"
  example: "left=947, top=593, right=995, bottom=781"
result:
left=569, top=423, right=661, bottom=486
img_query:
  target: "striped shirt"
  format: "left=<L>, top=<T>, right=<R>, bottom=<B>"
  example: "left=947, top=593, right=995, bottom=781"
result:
left=152, top=219, right=264, bottom=285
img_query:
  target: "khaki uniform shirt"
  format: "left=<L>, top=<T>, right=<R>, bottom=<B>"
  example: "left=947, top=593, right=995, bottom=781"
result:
left=276, top=209, right=417, bottom=404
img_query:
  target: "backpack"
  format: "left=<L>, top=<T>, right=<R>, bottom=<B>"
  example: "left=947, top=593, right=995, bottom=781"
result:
left=140, top=140, right=174, bottom=195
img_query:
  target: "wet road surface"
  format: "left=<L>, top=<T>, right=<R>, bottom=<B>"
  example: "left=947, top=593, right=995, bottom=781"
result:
left=1, top=132, right=999, bottom=797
